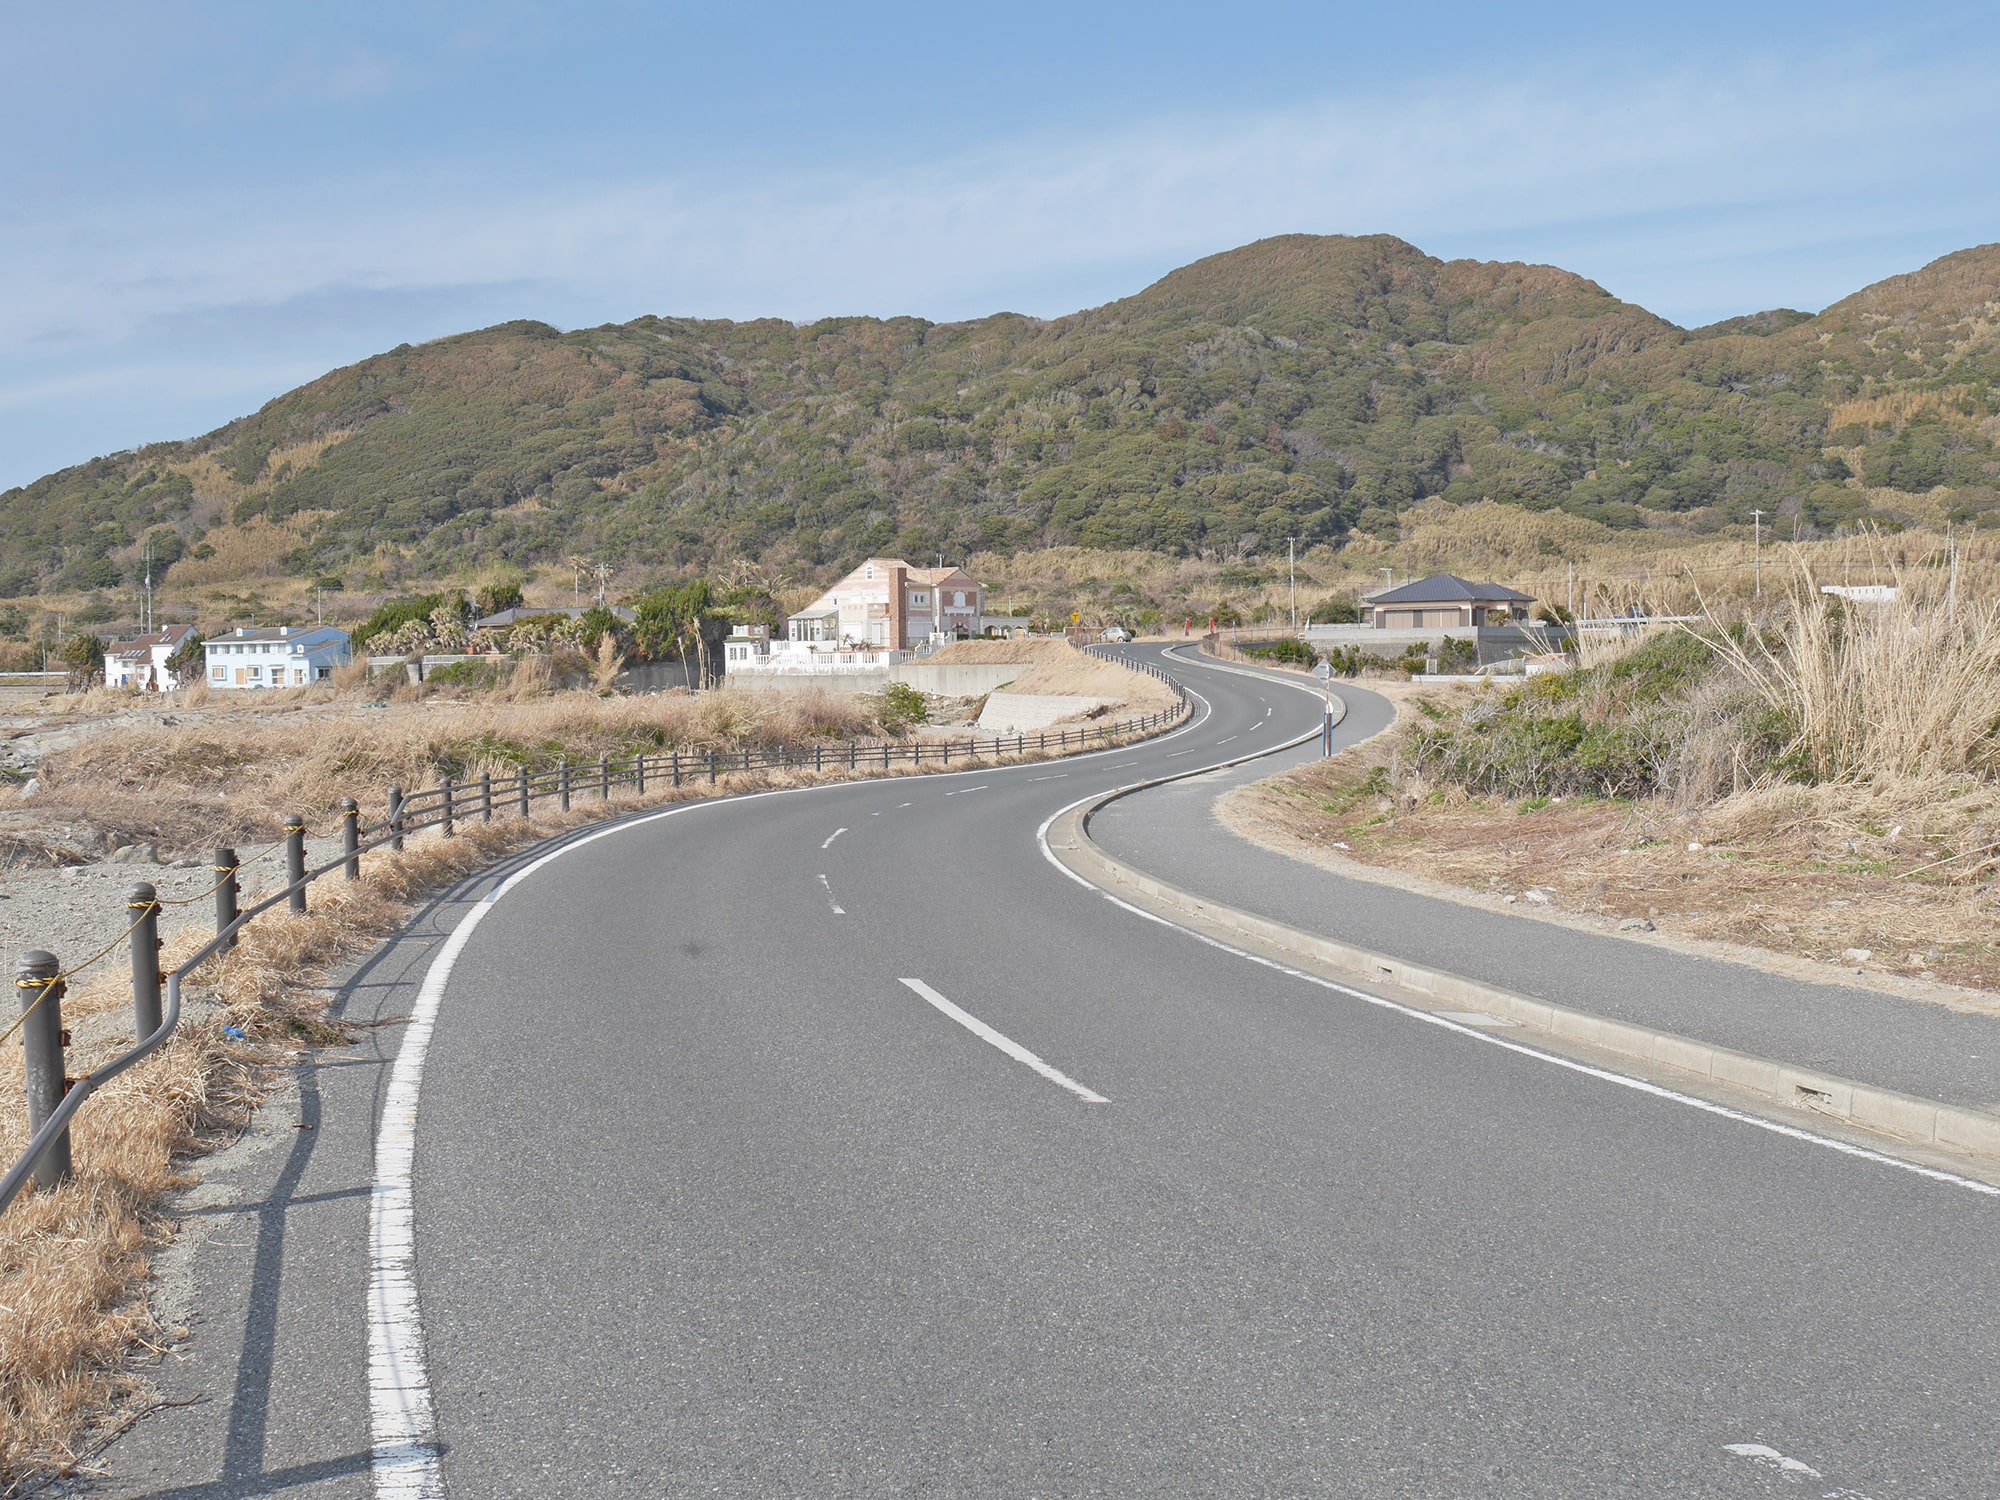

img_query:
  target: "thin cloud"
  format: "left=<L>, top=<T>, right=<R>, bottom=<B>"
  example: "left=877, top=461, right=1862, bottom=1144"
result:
left=3, top=48, right=1996, bottom=485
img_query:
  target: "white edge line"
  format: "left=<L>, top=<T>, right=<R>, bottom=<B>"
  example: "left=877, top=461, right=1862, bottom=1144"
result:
left=821, top=827, right=846, bottom=849
left=898, top=977, right=1109, bottom=1103
left=1032, top=795, right=2000, bottom=1200
left=367, top=687, right=1220, bottom=1490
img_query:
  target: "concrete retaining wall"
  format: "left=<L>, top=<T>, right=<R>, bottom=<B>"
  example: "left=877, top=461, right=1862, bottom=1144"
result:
left=890, top=661, right=1029, bottom=696
left=726, top=669, right=890, bottom=696
left=976, top=692, right=1112, bottom=734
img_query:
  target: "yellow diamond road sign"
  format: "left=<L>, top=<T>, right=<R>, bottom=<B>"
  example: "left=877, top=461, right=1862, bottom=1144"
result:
left=1070, top=611, right=1081, bottom=623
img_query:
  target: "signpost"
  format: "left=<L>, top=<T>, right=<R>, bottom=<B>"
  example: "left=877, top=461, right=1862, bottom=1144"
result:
left=1313, top=661, right=1334, bottom=756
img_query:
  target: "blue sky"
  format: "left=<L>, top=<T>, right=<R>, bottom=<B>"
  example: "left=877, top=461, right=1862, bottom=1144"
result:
left=3, top=1, right=1998, bottom=491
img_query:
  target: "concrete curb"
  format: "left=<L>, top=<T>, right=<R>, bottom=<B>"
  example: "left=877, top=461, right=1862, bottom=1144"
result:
left=1053, top=658, right=2000, bottom=1164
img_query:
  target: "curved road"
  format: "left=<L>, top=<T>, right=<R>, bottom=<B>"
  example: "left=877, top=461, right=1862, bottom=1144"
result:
left=98, top=644, right=1999, bottom=1498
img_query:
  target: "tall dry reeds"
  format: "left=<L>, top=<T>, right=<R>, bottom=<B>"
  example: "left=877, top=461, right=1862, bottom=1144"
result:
left=1702, top=562, right=2000, bottom=786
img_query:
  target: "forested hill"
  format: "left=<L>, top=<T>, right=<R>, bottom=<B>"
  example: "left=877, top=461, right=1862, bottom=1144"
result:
left=6, top=233, right=2000, bottom=596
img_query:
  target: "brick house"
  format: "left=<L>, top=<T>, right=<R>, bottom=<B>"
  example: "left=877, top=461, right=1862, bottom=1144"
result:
left=788, top=559, right=987, bottom=650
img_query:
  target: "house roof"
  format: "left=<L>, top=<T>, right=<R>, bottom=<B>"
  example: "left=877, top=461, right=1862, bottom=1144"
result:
left=1368, top=574, right=1534, bottom=606
left=209, top=625, right=349, bottom=645
left=106, top=625, right=196, bottom=659
left=473, top=605, right=636, bottom=629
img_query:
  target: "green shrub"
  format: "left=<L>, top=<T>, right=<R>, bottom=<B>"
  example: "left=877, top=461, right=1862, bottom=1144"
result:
left=354, top=591, right=466, bottom=650
left=1242, top=637, right=1317, bottom=668
left=877, top=681, right=929, bottom=732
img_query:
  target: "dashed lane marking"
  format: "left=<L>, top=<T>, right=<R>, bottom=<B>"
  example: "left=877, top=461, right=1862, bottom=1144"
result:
left=898, top=978, right=1108, bottom=1103
left=821, top=827, right=846, bottom=849
left=817, top=873, right=845, bottom=915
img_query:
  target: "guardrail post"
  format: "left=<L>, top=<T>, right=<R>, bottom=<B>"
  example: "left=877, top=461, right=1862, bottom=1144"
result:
left=440, top=778, right=455, bottom=838
left=127, top=883, right=162, bottom=1038
left=16, top=951, right=71, bottom=1190
left=340, top=797, right=360, bottom=879
left=558, top=760, right=570, bottom=811
left=480, top=772, right=493, bottom=824
left=285, top=815, right=307, bottom=913
left=814, top=744, right=823, bottom=774
left=671, top=750, right=682, bottom=788
left=635, top=754, right=646, bottom=796
left=598, top=753, right=609, bottom=801
left=847, top=741, right=856, bottom=770
left=517, top=767, right=530, bottom=818
left=388, top=787, right=404, bottom=853
left=214, top=846, right=240, bottom=947
left=707, top=749, right=717, bottom=785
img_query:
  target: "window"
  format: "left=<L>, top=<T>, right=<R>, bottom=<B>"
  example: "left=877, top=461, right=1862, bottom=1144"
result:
left=911, top=592, right=928, bottom=606
left=953, top=592, right=965, bottom=608
left=211, top=665, right=225, bottom=681
left=247, top=666, right=261, bottom=679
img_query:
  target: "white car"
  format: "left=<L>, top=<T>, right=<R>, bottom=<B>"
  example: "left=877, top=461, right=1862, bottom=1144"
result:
left=1102, top=626, right=1133, bottom=642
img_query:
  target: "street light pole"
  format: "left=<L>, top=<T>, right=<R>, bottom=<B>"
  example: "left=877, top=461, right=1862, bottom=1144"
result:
left=1288, top=537, right=1298, bottom=631
left=1751, top=509, right=1768, bottom=597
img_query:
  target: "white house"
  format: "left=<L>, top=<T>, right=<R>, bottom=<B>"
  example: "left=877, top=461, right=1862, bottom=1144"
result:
left=722, top=623, right=771, bottom=670
left=203, top=625, right=352, bottom=689
left=104, top=625, right=197, bottom=690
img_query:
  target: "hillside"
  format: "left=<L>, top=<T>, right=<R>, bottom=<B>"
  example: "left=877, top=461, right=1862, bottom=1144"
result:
left=4, top=234, right=1999, bottom=602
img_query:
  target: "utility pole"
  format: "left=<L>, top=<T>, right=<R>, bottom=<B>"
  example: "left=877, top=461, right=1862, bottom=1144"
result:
left=1751, top=509, right=1769, bottom=597
left=1949, top=530, right=1960, bottom=619
left=1288, top=538, right=1298, bottom=631
left=592, top=562, right=614, bottom=607
left=1566, top=560, right=1574, bottom=619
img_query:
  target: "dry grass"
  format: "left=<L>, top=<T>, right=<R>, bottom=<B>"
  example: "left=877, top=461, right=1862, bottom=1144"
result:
left=29, top=685, right=880, bottom=856
left=1702, top=563, right=2000, bottom=785
left=1229, top=682, right=2000, bottom=996
left=1002, top=655, right=1178, bottom=714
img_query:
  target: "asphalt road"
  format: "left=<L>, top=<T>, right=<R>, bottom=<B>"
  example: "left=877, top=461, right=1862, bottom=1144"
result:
left=93, top=645, right=2000, bottom=1499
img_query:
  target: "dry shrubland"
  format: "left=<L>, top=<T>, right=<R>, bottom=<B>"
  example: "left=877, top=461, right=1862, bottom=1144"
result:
left=22, top=645, right=1171, bottom=859
left=27, top=685, right=876, bottom=856
left=1234, top=562, right=2000, bottom=992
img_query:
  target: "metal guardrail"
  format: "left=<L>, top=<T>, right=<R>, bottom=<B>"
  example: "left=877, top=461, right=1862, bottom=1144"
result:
left=1, top=679, right=1191, bottom=1216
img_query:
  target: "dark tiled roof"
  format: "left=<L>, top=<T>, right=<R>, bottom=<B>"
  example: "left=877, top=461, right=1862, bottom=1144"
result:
left=474, top=606, right=636, bottom=629
left=1369, top=574, right=1534, bottom=606
left=106, top=625, right=196, bottom=655
left=213, top=626, right=349, bottom=644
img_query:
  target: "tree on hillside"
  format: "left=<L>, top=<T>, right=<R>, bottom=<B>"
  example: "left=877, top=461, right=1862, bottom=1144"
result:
left=634, top=580, right=731, bottom=685
left=60, top=632, right=103, bottom=692
left=166, top=630, right=205, bottom=685
left=353, top=592, right=467, bottom=651
left=476, top=578, right=525, bottom=616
